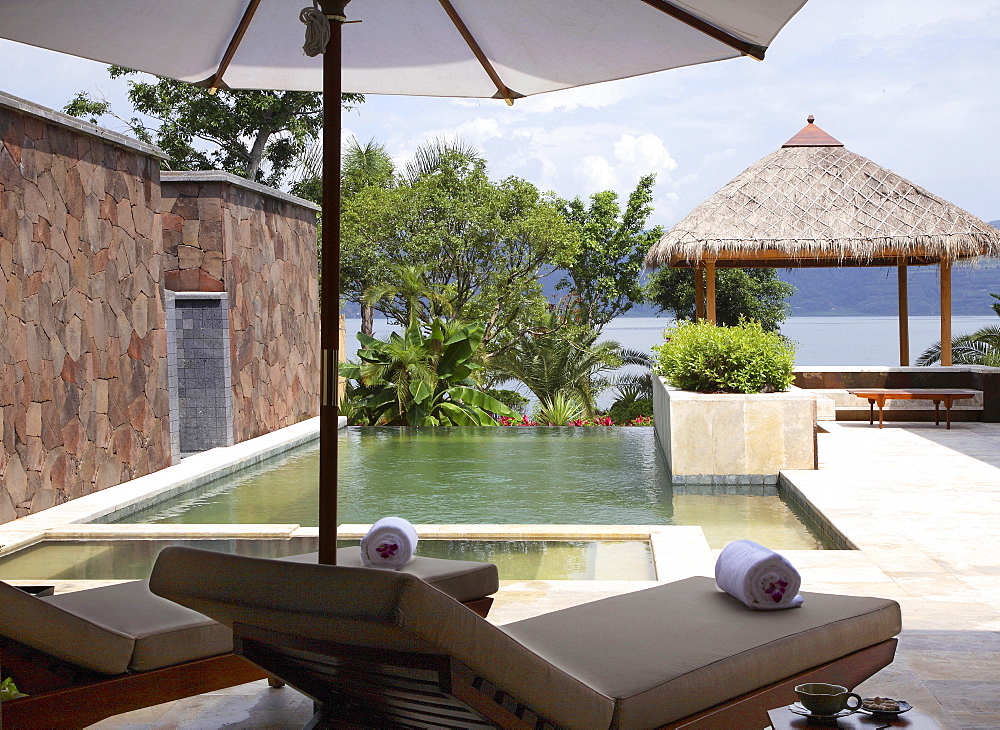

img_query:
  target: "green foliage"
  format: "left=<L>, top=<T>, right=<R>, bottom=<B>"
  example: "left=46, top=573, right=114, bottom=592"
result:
left=65, top=66, right=363, bottom=187
left=1, top=676, right=26, bottom=701
left=918, top=293, right=1000, bottom=366
left=340, top=318, right=519, bottom=426
left=645, top=267, right=794, bottom=332
left=534, top=392, right=585, bottom=426
left=484, top=388, right=530, bottom=415
left=341, top=141, right=580, bottom=349
left=607, top=397, right=653, bottom=424
left=554, top=174, right=663, bottom=327
left=652, top=320, right=796, bottom=394
left=489, top=315, right=621, bottom=416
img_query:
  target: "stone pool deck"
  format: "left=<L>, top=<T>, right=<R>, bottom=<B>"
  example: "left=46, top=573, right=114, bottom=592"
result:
left=5, top=420, right=1000, bottom=728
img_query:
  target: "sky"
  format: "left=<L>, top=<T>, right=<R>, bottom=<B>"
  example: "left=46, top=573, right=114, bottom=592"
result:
left=1, top=0, right=998, bottom=229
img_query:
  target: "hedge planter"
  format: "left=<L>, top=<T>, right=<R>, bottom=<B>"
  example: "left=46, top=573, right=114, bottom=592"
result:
left=652, top=376, right=816, bottom=486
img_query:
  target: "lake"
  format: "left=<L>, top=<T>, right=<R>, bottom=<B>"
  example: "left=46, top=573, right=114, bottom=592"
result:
left=345, top=315, right=1000, bottom=367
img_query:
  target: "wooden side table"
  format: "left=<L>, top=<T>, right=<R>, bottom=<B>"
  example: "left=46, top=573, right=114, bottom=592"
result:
left=767, top=705, right=941, bottom=728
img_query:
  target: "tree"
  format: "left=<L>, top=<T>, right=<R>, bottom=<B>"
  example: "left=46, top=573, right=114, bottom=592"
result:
left=65, top=66, right=363, bottom=187
left=645, top=267, right=794, bottom=332
left=341, top=145, right=580, bottom=349
left=554, top=174, right=663, bottom=328
left=918, top=293, right=1000, bottom=366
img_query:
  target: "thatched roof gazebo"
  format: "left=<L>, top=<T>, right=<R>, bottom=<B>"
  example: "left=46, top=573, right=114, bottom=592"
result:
left=645, top=116, right=1000, bottom=365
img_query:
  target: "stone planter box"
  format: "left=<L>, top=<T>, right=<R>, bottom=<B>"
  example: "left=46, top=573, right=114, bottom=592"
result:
left=652, top=376, right=816, bottom=485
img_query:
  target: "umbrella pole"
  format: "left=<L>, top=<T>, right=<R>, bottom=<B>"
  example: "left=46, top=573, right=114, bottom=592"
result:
left=318, top=1, right=348, bottom=565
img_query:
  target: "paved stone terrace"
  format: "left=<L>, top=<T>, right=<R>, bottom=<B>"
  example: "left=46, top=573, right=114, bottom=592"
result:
left=14, top=421, right=1000, bottom=728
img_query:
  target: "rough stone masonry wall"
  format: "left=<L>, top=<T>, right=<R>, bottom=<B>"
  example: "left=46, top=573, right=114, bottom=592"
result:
left=161, top=172, right=319, bottom=443
left=0, top=93, right=170, bottom=523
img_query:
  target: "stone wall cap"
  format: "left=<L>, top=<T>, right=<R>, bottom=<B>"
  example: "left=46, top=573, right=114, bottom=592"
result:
left=161, top=170, right=321, bottom=212
left=0, top=89, right=167, bottom=161
left=168, top=291, right=229, bottom=301
left=794, top=365, right=1000, bottom=374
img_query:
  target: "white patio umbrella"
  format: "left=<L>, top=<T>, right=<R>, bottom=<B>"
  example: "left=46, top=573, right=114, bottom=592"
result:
left=1, top=0, right=809, bottom=563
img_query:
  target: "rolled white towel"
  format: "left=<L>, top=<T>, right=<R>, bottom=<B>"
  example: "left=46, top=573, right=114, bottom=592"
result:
left=360, top=517, right=419, bottom=569
left=715, top=539, right=804, bottom=610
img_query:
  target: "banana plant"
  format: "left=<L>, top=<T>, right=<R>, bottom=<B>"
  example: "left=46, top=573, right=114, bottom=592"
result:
left=340, top=318, right=520, bottom=426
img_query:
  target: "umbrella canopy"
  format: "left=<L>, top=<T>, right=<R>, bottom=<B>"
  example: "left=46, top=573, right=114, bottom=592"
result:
left=644, top=116, right=1000, bottom=366
left=2, top=0, right=806, bottom=97
left=1, top=0, right=811, bottom=562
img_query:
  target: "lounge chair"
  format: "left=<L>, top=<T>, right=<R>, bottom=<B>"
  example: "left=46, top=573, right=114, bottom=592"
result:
left=150, top=546, right=903, bottom=729
left=0, top=547, right=499, bottom=729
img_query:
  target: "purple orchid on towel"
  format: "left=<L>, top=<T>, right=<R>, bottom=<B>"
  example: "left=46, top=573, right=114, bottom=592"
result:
left=376, top=542, right=398, bottom=559
left=764, top=579, right=789, bottom=603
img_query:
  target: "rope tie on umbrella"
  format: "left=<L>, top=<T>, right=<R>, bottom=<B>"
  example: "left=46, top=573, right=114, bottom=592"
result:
left=300, top=0, right=331, bottom=56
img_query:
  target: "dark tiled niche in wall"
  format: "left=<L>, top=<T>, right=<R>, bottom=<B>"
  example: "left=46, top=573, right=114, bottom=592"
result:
left=164, top=292, right=234, bottom=459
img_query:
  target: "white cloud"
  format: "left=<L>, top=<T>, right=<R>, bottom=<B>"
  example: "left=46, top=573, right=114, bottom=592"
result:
left=574, top=155, right=618, bottom=192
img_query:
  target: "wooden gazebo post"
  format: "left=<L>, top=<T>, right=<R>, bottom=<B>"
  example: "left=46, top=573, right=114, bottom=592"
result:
left=705, top=259, right=717, bottom=324
left=940, top=257, right=953, bottom=366
left=694, top=265, right=705, bottom=321
left=897, top=264, right=909, bottom=366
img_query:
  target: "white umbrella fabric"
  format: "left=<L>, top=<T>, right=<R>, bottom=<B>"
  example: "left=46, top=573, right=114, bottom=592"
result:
left=1, top=0, right=809, bottom=563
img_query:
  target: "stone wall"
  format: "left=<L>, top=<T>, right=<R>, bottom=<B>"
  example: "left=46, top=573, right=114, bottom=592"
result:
left=0, top=92, right=170, bottom=523
left=160, top=172, right=319, bottom=443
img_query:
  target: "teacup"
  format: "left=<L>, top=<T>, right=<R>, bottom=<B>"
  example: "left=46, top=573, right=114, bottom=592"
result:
left=794, top=683, right=863, bottom=715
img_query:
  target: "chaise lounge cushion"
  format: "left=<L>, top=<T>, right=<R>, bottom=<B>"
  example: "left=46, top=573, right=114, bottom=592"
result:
left=502, top=577, right=902, bottom=728
left=281, top=546, right=499, bottom=603
left=0, top=579, right=231, bottom=675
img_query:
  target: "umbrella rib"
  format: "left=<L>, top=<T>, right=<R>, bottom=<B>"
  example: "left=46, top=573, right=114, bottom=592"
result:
left=437, top=0, right=521, bottom=105
left=640, top=0, right=767, bottom=60
left=201, top=0, right=264, bottom=92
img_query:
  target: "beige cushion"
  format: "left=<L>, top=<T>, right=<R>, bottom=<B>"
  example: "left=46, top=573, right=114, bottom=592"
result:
left=149, top=549, right=901, bottom=730
left=503, top=576, right=902, bottom=728
left=282, top=547, right=499, bottom=603
left=0, top=579, right=232, bottom=674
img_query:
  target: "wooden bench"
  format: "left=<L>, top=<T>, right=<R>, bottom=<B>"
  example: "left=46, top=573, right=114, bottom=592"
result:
left=847, top=388, right=979, bottom=429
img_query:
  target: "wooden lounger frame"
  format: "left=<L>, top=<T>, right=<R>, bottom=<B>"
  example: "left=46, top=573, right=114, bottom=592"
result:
left=0, top=596, right=493, bottom=729
left=230, top=622, right=898, bottom=730
left=0, top=634, right=266, bottom=730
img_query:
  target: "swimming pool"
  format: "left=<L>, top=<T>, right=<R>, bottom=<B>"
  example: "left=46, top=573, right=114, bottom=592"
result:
left=118, top=427, right=835, bottom=550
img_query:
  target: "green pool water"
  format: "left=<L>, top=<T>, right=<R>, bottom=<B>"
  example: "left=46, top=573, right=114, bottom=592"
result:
left=0, top=539, right=655, bottom=582
left=119, top=426, right=834, bottom=550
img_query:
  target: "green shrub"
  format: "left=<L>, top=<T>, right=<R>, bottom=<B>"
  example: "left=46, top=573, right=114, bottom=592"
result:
left=652, top=320, right=795, bottom=394
left=607, top=397, right=653, bottom=424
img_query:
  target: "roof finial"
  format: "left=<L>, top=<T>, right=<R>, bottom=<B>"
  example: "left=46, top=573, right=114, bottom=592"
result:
left=782, top=115, right=843, bottom=147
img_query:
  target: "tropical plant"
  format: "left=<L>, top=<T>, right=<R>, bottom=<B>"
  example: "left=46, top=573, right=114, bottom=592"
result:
left=489, top=317, right=622, bottom=416
left=534, top=392, right=585, bottom=426
left=645, top=267, right=794, bottom=332
left=917, top=293, right=1000, bottom=366
left=653, top=320, right=796, bottom=394
left=340, top=319, right=519, bottom=426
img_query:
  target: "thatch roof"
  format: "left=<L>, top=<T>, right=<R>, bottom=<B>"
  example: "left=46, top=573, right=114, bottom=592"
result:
left=645, top=118, right=1000, bottom=269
